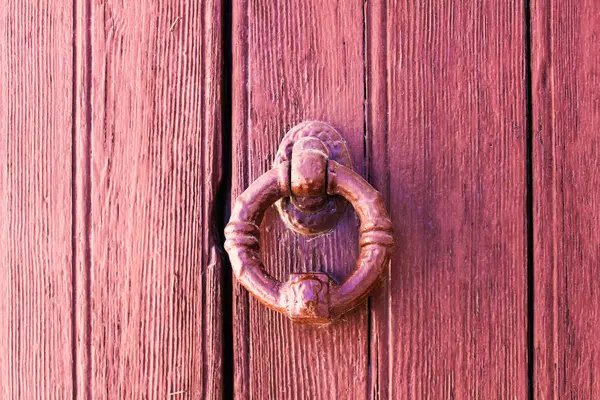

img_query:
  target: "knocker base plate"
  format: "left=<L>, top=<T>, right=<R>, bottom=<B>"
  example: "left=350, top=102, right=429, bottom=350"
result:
left=285, top=273, right=331, bottom=324
left=273, top=121, right=353, bottom=236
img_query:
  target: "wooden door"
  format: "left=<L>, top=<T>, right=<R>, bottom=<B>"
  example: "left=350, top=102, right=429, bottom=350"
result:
left=1, top=1, right=223, bottom=398
left=230, top=1, right=529, bottom=398
left=2, top=1, right=600, bottom=399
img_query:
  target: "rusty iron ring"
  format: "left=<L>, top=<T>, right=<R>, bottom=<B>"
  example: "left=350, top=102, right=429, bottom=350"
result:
left=224, top=159, right=394, bottom=324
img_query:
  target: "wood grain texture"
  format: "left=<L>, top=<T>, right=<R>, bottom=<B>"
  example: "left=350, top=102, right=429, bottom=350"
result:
left=231, top=1, right=369, bottom=398
left=367, top=1, right=529, bottom=398
left=0, top=1, right=74, bottom=397
left=79, top=1, right=223, bottom=397
left=532, top=0, right=600, bottom=398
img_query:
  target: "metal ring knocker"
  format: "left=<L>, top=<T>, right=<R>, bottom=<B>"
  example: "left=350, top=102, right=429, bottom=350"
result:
left=224, top=121, right=393, bottom=324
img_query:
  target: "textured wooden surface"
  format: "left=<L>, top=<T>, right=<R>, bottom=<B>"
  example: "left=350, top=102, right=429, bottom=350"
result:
left=0, top=1, right=74, bottom=397
left=79, top=1, right=223, bottom=398
left=1, top=0, right=223, bottom=398
left=367, top=1, right=529, bottom=398
left=5, top=0, right=600, bottom=397
left=231, top=0, right=528, bottom=398
left=532, top=0, right=600, bottom=398
left=231, top=1, right=369, bottom=398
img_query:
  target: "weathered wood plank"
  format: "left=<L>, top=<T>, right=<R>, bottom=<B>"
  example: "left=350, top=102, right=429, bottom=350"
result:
left=231, top=1, right=369, bottom=398
left=367, top=1, right=529, bottom=398
left=0, top=1, right=74, bottom=397
left=73, top=0, right=91, bottom=396
left=82, top=1, right=223, bottom=397
left=532, top=0, right=600, bottom=397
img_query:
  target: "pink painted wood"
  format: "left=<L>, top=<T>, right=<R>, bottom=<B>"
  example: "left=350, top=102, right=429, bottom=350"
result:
left=367, top=1, right=529, bottom=397
left=231, top=1, right=529, bottom=398
left=78, top=1, right=223, bottom=397
left=1, top=0, right=224, bottom=398
left=229, top=0, right=529, bottom=398
left=0, top=1, right=75, bottom=397
left=231, top=1, right=370, bottom=398
left=532, top=0, right=600, bottom=397
left=5, top=0, right=600, bottom=397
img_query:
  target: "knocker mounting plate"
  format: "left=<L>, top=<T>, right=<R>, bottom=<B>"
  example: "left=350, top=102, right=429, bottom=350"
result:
left=273, top=121, right=352, bottom=236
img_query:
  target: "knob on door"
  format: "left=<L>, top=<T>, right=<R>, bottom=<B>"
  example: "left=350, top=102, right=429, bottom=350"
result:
left=224, top=121, right=393, bottom=324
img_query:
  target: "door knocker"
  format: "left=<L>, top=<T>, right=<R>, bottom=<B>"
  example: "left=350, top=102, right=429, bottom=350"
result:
left=225, top=121, right=393, bottom=324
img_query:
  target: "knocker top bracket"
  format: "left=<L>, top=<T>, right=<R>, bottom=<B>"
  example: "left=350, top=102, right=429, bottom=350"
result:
left=273, top=121, right=353, bottom=236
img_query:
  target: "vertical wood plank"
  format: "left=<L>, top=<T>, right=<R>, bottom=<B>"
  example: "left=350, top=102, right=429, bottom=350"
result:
left=83, top=1, right=223, bottom=397
left=532, top=0, right=600, bottom=397
left=231, top=1, right=369, bottom=398
left=73, top=0, right=91, bottom=396
left=0, top=0, right=74, bottom=397
left=367, top=1, right=529, bottom=398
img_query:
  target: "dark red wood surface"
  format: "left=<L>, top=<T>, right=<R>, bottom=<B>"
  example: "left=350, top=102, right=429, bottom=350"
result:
left=1, top=1, right=224, bottom=398
left=366, top=1, right=529, bottom=398
left=231, top=1, right=370, bottom=398
left=532, top=0, right=600, bottom=397
left=81, top=1, right=223, bottom=397
left=3, top=0, right=600, bottom=398
left=231, top=1, right=529, bottom=398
